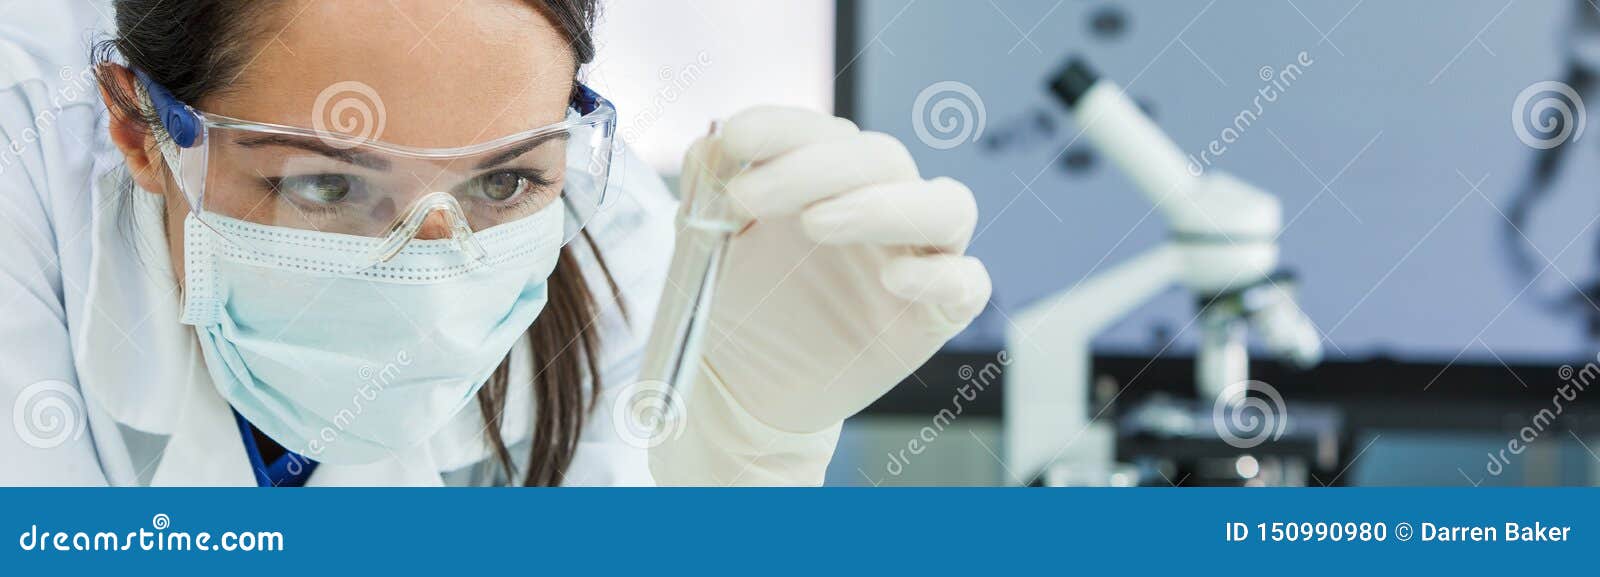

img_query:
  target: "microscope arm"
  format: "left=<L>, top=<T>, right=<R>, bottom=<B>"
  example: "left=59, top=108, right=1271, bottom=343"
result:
left=1004, top=244, right=1183, bottom=483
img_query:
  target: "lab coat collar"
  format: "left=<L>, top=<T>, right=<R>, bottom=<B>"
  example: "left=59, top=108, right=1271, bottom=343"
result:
left=76, top=173, right=193, bottom=435
left=75, top=178, right=252, bottom=485
left=147, top=354, right=256, bottom=486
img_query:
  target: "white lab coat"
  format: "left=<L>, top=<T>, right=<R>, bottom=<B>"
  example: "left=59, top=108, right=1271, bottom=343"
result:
left=0, top=6, right=680, bottom=485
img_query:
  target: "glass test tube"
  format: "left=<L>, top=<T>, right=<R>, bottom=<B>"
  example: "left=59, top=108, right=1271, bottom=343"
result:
left=637, top=123, right=743, bottom=433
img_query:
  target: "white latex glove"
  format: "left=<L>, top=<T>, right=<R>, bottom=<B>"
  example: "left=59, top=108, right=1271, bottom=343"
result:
left=650, top=107, right=991, bottom=485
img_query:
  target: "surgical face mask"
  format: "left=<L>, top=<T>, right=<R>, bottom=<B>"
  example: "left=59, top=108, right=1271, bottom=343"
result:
left=180, top=198, right=565, bottom=464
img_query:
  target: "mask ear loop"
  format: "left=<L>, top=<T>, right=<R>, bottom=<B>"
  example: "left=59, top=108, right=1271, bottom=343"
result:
left=367, top=192, right=488, bottom=264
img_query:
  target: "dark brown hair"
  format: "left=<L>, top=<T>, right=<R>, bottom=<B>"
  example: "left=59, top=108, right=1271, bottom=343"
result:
left=93, top=0, right=613, bottom=486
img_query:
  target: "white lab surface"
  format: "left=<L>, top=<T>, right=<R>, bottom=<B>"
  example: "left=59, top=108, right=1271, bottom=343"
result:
left=0, top=6, right=683, bottom=485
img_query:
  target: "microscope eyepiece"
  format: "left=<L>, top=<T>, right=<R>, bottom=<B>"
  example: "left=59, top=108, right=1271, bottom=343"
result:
left=1049, top=57, right=1100, bottom=109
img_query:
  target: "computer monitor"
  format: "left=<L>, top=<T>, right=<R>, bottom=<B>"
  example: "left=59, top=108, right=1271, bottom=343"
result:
left=839, top=0, right=1597, bottom=365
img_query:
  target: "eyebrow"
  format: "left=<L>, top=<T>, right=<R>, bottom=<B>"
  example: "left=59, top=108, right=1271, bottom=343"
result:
left=232, top=131, right=573, bottom=172
left=234, top=135, right=392, bottom=170
left=473, top=132, right=570, bottom=170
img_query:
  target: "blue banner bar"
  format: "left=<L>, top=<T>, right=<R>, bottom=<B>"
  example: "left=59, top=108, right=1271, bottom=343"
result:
left=1, top=488, right=1592, bottom=574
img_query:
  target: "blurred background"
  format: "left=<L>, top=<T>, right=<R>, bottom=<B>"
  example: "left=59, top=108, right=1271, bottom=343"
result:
left=590, top=0, right=1600, bottom=486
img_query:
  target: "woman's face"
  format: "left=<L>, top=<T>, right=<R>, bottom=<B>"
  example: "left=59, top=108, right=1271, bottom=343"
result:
left=144, top=0, right=576, bottom=279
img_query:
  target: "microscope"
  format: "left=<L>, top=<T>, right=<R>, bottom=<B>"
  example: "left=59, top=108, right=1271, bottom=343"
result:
left=1004, top=59, right=1329, bottom=486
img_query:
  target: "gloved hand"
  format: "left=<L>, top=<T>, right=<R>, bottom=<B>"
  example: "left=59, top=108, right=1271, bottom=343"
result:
left=650, top=107, right=991, bottom=485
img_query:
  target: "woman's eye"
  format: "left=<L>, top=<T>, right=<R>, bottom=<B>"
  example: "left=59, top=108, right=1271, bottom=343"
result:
left=277, top=174, right=354, bottom=204
left=476, top=171, right=532, bottom=202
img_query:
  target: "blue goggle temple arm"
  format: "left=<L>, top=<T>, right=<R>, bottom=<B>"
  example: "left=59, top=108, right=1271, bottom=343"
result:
left=132, top=68, right=203, bottom=149
left=571, top=83, right=609, bottom=116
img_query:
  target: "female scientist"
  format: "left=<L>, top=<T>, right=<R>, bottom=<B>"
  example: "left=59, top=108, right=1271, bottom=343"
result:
left=0, top=0, right=989, bottom=486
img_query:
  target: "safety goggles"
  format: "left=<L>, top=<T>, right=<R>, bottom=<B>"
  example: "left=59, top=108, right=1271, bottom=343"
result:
left=136, top=69, right=618, bottom=271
